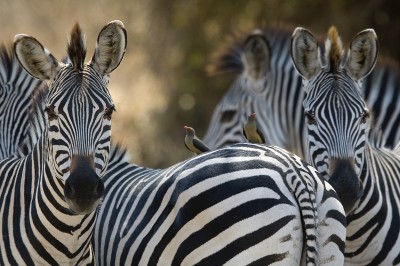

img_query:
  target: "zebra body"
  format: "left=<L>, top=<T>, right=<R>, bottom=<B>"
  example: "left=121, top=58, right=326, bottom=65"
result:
left=93, top=143, right=346, bottom=265
left=291, top=26, right=400, bottom=264
left=0, top=21, right=126, bottom=265
left=204, top=26, right=400, bottom=159
left=0, top=44, right=40, bottom=159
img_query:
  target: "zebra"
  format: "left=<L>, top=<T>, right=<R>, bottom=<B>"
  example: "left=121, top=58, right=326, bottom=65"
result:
left=291, top=26, right=400, bottom=265
left=0, top=20, right=126, bottom=265
left=203, top=26, right=400, bottom=159
left=0, top=77, right=347, bottom=264
left=0, top=25, right=346, bottom=265
left=93, top=143, right=346, bottom=265
left=0, top=44, right=40, bottom=159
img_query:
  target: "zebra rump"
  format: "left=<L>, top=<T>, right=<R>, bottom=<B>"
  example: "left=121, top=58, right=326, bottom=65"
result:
left=94, top=143, right=346, bottom=265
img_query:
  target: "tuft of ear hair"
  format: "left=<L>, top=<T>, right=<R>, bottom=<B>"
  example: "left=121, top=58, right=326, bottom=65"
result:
left=346, top=29, right=378, bottom=80
left=91, top=20, right=127, bottom=76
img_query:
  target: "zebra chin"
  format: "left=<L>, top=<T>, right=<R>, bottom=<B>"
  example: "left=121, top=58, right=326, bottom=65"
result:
left=64, top=178, right=104, bottom=215
left=327, top=157, right=363, bottom=214
left=65, top=197, right=103, bottom=215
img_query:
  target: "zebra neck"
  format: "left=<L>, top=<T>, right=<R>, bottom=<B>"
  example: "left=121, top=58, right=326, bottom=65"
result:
left=29, top=133, right=97, bottom=264
left=344, top=143, right=400, bottom=262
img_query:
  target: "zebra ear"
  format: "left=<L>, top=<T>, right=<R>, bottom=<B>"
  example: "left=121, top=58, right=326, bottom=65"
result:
left=346, top=29, right=378, bottom=80
left=91, top=20, right=127, bottom=76
left=14, top=34, right=60, bottom=80
left=291, top=27, right=321, bottom=80
left=242, top=32, right=270, bottom=80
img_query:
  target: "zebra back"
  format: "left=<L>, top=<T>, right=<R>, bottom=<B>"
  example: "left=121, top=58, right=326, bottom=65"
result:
left=204, top=26, right=400, bottom=159
left=93, top=143, right=346, bottom=265
left=0, top=44, right=41, bottom=159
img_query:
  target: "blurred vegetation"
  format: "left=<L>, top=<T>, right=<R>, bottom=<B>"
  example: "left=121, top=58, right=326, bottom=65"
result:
left=1, top=0, right=399, bottom=168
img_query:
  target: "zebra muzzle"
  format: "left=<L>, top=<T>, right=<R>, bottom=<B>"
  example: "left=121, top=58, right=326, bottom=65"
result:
left=328, top=157, right=363, bottom=214
left=64, top=155, right=105, bottom=214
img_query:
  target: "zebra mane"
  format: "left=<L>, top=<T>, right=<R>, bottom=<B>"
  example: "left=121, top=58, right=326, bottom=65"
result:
left=67, top=22, right=87, bottom=71
left=109, top=141, right=131, bottom=163
left=324, top=26, right=344, bottom=73
left=16, top=82, right=48, bottom=156
left=206, top=24, right=294, bottom=76
left=0, top=43, right=14, bottom=75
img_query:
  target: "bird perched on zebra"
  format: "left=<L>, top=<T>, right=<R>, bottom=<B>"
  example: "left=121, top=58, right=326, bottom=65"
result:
left=243, top=113, right=265, bottom=144
left=184, top=125, right=211, bottom=154
left=292, top=25, right=400, bottom=265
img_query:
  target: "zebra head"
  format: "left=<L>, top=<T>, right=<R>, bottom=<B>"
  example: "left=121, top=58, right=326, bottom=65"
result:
left=14, top=21, right=127, bottom=214
left=203, top=31, right=272, bottom=148
left=291, top=26, right=378, bottom=213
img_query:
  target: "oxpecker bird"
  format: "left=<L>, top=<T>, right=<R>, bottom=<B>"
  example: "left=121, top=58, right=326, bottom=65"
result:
left=184, top=126, right=211, bottom=155
left=243, top=113, right=265, bottom=144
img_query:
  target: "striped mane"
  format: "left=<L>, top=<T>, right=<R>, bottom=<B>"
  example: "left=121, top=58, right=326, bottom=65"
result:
left=67, top=23, right=87, bottom=71
left=0, top=44, right=15, bottom=74
left=206, top=25, right=293, bottom=76
left=325, top=26, right=344, bottom=73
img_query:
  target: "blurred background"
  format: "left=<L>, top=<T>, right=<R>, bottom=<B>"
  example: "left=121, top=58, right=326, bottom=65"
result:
left=1, top=0, right=399, bottom=168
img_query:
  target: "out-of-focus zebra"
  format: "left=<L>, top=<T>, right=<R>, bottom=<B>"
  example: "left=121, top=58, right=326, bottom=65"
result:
left=0, top=44, right=40, bottom=159
left=292, top=26, right=400, bottom=265
left=0, top=21, right=126, bottom=265
left=93, top=143, right=346, bottom=265
left=203, top=26, right=400, bottom=159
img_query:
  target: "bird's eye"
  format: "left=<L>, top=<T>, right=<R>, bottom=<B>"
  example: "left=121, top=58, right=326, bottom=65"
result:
left=45, top=105, right=58, bottom=121
left=305, top=110, right=317, bottom=125
left=103, top=106, right=116, bottom=120
left=360, top=110, right=370, bottom=123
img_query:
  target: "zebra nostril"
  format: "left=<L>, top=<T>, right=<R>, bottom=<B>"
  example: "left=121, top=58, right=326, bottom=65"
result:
left=95, top=180, right=104, bottom=197
left=64, top=180, right=75, bottom=197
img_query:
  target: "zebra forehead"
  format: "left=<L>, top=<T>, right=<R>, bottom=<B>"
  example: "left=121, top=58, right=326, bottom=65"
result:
left=67, top=22, right=87, bottom=71
left=325, top=26, right=344, bottom=73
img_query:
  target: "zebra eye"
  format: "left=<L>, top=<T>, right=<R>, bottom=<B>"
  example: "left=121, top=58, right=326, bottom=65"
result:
left=103, top=106, right=116, bottom=120
left=220, top=110, right=236, bottom=123
left=305, top=111, right=317, bottom=125
left=361, top=110, right=370, bottom=123
left=45, top=105, right=58, bottom=121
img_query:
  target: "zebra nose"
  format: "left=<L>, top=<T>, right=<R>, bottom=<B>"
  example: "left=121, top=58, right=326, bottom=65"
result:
left=64, top=177, right=104, bottom=197
left=95, top=179, right=105, bottom=197
left=64, top=155, right=104, bottom=214
left=328, top=157, right=363, bottom=213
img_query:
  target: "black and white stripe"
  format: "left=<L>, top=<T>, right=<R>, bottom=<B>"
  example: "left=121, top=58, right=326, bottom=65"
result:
left=0, top=20, right=126, bottom=265
left=203, top=26, right=400, bottom=160
left=292, top=26, right=400, bottom=264
left=0, top=44, right=40, bottom=159
left=93, top=143, right=346, bottom=265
